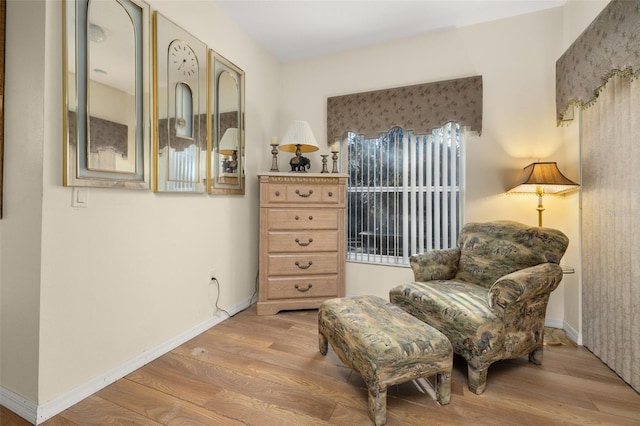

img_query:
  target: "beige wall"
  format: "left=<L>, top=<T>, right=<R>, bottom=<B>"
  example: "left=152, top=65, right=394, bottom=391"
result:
left=1, top=0, right=280, bottom=405
left=1, top=0, right=46, bottom=404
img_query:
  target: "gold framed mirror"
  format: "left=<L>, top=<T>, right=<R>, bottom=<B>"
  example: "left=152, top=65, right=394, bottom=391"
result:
left=209, top=50, right=244, bottom=195
left=62, top=0, right=150, bottom=189
left=152, top=12, right=208, bottom=193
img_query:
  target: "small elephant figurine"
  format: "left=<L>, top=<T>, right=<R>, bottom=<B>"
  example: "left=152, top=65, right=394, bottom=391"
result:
left=290, top=155, right=311, bottom=172
left=223, top=158, right=238, bottom=173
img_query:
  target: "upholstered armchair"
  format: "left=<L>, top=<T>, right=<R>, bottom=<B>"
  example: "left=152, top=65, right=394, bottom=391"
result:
left=389, top=220, right=569, bottom=394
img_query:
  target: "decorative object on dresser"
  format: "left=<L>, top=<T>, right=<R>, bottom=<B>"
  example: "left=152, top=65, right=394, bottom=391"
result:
left=258, top=173, right=347, bottom=315
left=320, top=155, right=329, bottom=173
left=278, top=121, right=319, bottom=172
left=330, top=140, right=340, bottom=173
left=269, top=137, right=280, bottom=172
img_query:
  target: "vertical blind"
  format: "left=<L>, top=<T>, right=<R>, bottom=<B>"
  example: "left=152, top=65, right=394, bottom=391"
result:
left=347, top=123, right=463, bottom=265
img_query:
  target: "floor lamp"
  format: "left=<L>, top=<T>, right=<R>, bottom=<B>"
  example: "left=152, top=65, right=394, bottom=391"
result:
left=507, top=162, right=579, bottom=227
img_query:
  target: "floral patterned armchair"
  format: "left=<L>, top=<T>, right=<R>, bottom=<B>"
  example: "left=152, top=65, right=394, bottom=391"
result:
left=389, top=220, right=569, bottom=394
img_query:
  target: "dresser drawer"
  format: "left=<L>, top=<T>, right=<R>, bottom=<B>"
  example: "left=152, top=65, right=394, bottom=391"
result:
left=267, top=275, right=339, bottom=300
left=265, top=183, right=340, bottom=205
left=267, top=209, right=339, bottom=230
left=268, top=253, right=338, bottom=276
left=268, top=230, right=339, bottom=253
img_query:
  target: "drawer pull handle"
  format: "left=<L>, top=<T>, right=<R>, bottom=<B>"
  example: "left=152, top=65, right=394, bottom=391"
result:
left=295, top=238, right=313, bottom=247
left=275, top=191, right=281, bottom=196
left=328, top=191, right=333, bottom=197
left=294, top=215, right=299, bottom=220
left=294, top=283, right=313, bottom=292
left=295, top=261, right=313, bottom=270
left=295, top=189, right=313, bottom=198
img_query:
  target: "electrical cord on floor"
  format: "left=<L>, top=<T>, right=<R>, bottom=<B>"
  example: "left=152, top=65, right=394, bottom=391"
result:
left=250, top=270, right=259, bottom=305
left=211, top=277, right=231, bottom=318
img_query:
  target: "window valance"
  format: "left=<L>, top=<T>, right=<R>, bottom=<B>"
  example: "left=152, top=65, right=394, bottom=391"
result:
left=326, top=76, right=482, bottom=144
left=556, top=0, right=640, bottom=122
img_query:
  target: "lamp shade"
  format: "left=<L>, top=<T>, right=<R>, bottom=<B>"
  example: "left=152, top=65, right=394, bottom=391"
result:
left=278, top=120, right=319, bottom=153
left=219, top=128, right=238, bottom=156
left=507, top=162, right=579, bottom=195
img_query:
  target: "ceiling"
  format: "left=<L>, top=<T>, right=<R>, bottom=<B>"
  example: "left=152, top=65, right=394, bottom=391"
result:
left=214, top=0, right=566, bottom=63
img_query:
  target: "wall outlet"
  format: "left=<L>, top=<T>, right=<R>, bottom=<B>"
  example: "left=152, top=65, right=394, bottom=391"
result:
left=209, top=269, right=217, bottom=281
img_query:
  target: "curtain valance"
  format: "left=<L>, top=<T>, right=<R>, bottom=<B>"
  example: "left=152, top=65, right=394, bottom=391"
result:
left=556, top=0, right=640, bottom=122
left=326, top=76, right=482, bottom=144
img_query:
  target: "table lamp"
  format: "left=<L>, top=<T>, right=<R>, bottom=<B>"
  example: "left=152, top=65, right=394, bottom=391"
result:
left=219, top=127, right=238, bottom=173
left=278, top=120, right=319, bottom=172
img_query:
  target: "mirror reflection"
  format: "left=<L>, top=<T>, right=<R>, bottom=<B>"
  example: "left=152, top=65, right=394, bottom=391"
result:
left=63, top=0, right=148, bottom=188
left=210, top=53, right=245, bottom=195
left=153, top=13, right=208, bottom=193
left=87, top=0, right=135, bottom=173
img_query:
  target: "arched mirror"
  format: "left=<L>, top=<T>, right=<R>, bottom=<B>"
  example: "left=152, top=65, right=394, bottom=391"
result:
left=153, top=13, right=208, bottom=193
left=63, top=0, right=149, bottom=188
left=210, top=51, right=244, bottom=195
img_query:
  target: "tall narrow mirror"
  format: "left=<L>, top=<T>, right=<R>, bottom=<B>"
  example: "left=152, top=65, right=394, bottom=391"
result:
left=63, top=0, right=149, bottom=188
left=210, top=51, right=244, bottom=195
left=153, top=12, right=208, bottom=193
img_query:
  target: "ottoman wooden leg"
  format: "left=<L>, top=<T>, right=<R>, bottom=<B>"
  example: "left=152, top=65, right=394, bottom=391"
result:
left=435, top=372, right=451, bottom=405
left=368, top=385, right=387, bottom=426
left=319, top=331, right=328, bottom=356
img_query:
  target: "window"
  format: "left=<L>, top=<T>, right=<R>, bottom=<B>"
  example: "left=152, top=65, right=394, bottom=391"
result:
left=346, top=122, right=464, bottom=265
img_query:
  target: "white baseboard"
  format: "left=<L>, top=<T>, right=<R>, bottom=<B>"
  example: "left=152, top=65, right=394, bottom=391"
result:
left=544, top=317, right=564, bottom=329
left=563, top=320, right=582, bottom=345
left=545, top=317, right=582, bottom=345
left=1, top=298, right=253, bottom=425
left=0, top=387, right=38, bottom=424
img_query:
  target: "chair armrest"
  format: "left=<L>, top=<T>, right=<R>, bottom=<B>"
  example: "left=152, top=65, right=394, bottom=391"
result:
left=409, top=248, right=461, bottom=281
left=488, top=263, right=564, bottom=310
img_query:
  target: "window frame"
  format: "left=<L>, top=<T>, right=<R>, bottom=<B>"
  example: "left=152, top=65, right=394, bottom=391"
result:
left=344, top=123, right=466, bottom=266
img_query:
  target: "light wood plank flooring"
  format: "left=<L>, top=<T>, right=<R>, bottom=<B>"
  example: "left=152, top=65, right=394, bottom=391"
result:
left=2, top=305, right=639, bottom=425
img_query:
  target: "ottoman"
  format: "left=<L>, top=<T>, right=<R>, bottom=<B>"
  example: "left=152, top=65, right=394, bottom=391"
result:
left=318, top=295, right=452, bottom=426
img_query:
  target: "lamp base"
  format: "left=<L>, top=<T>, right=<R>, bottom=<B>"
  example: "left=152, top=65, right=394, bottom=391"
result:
left=288, top=153, right=311, bottom=172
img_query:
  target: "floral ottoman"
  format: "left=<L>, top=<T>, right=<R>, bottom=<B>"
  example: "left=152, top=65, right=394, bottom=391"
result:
left=318, top=295, right=452, bottom=426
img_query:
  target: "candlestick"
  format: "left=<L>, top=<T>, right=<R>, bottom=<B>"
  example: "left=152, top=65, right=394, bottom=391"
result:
left=331, top=152, right=339, bottom=173
left=269, top=137, right=279, bottom=172
left=320, top=155, right=329, bottom=173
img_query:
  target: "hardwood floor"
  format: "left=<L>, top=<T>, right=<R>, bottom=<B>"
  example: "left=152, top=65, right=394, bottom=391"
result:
left=2, top=305, right=639, bottom=425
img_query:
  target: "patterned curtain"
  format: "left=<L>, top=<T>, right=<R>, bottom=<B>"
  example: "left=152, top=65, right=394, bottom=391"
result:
left=556, top=0, right=640, bottom=122
left=556, top=0, right=640, bottom=393
left=326, top=76, right=482, bottom=144
left=581, top=75, right=640, bottom=393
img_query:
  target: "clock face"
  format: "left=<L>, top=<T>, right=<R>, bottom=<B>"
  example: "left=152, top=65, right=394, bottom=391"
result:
left=169, top=40, right=197, bottom=77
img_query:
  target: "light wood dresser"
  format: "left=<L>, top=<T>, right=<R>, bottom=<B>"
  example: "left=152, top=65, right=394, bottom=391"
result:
left=258, top=172, right=347, bottom=315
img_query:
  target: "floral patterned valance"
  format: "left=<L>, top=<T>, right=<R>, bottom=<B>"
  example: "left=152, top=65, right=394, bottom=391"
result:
left=556, top=0, right=640, bottom=122
left=326, top=76, right=482, bottom=144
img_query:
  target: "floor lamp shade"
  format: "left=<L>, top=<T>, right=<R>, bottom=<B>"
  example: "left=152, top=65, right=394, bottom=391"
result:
left=507, top=162, right=579, bottom=226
